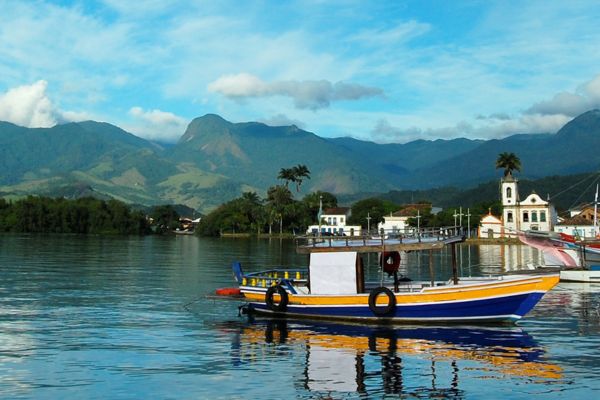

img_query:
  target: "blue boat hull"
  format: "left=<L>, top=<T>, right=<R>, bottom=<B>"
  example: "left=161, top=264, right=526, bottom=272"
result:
left=247, top=291, right=545, bottom=323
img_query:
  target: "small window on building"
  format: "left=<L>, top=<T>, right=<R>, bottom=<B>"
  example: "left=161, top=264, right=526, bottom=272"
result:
left=506, top=187, right=512, bottom=199
left=328, top=217, right=332, bottom=224
left=531, top=211, right=537, bottom=222
left=340, top=217, right=344, bottom=224
left=540, top=211, right=546, bottom=222
left=523, top=212, right=529, bottom=222
left=507, top=212, right=513, bottom=223
left=333, top=217, right=337, bottom=225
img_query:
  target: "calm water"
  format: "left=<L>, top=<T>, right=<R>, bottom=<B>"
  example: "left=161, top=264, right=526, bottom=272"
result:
left=0, top=234, right=599, bottom=399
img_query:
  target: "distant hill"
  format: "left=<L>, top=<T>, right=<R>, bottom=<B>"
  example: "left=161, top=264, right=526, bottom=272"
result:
left=1, top=110, right=599, bottom=212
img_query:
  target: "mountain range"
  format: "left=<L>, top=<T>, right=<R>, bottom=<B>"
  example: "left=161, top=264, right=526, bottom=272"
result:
left=1, top=110, right=600, bottom=212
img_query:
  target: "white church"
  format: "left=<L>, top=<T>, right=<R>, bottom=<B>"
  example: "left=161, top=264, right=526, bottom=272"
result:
left=480, top=172, right=557, bottom=238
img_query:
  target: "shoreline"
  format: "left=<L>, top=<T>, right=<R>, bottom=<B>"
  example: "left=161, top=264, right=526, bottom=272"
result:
left=220, top=233, right=523, bottom=244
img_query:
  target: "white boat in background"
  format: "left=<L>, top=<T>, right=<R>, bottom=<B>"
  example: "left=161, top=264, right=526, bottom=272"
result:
left=518, top=184, right=600, bottom=282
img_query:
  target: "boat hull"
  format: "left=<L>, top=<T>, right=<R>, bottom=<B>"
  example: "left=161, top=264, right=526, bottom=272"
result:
left=241, top=274, right=559, bottom=324
left=559, top=268, right=600, bottom=283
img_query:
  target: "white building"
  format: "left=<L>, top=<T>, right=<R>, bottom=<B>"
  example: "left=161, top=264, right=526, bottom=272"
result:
left=378, top=205, right=430, bottom=234
left=478, top=211, right=504, bottom=239
left=306, top=207, right=362, bottom=236
left=554, top=204, right=599, bottom=237
left=378, top=211, right=411, bottom=234
left=501, top=173, right=556, bottom=237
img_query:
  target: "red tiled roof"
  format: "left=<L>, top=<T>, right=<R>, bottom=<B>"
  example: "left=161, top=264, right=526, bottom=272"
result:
left=558, top=215, right=594, bottom=226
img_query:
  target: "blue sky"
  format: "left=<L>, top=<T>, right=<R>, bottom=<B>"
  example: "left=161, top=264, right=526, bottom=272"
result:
left=1, top=0, right=600, bottom=143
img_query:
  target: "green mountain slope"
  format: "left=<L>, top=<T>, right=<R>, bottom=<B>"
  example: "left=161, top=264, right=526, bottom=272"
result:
left=1, top=110, right=600, bottom=213
left=168, top=114, right=397, bottom=194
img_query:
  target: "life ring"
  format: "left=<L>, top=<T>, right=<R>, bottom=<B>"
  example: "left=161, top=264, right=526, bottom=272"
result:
left=368, top=287, right=396, bottom=316
left=379, top=251, right=401, bottom=276
left=265, top=285, right=289, bottom=312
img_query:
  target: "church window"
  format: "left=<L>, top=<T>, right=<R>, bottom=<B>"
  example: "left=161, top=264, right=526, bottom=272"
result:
left=540, top=211, right=546, bottom=222
left=523, top=212, right=529, bottom=222
left=531, top=211, right=538, bottom=222
left=507, top=212, right=513, bottom=223
left=506, top=187, right=512, bottom=199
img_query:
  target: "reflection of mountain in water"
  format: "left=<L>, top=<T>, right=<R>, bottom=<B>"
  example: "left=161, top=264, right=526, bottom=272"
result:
left=216, top=320, right=562, bottom=397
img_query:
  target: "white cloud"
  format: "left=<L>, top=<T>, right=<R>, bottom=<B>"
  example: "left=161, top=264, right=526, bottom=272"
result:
left=526, top=74, right=600, bottom=118
left=349, top=20, right=431, bottom=45
left=0, top=80, right=58, bottom=127
left=259, top=113, right=306, bottom=129
left=127, top=107, right=188, bottom=142
left=0, top=80, right=102, bottom=127
left=208, top=73, right=383, bottom=110
left=371, top=111, right=574, bottom=143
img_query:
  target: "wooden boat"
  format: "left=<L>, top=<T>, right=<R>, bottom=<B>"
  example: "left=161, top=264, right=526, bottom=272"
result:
left=232, top=228, right=559, bottom=324
left=519, top=230, right=600, bottom=283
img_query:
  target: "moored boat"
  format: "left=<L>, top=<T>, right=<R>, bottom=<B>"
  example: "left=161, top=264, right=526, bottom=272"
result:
left=231, top=228, right=559, bottom=324
left=519, top=230, right=600, bottom=282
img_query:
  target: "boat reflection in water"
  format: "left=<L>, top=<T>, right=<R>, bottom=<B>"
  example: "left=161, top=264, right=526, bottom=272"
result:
left=219, top=319, right=562, bottom=397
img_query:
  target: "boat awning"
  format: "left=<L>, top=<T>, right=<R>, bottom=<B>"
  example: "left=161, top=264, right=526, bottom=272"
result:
left=296, top=228, right=465, bottom=254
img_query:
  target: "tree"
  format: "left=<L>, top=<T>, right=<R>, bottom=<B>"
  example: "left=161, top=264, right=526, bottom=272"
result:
left=277, top=168, right=296, bottom=188
left=292, top=164, right=311, bottom=192
left=301, top=191, right=337, bottom=226
left=348, top=198, right=398, bottom=230
left=150, top=205, right=180, bottom=234
left=267, top=185, right=294, bottom=234
left=496, top=152, right=521, bottom=177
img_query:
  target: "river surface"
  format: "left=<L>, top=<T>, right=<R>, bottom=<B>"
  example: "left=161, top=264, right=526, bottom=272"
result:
left=0, top=234, right=599, bottom=399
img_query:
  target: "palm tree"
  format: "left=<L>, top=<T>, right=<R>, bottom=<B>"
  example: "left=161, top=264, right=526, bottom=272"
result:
left=292, top=164, right=311, bottom=192
left=277, top=168, right=296, bottom=188
left=496, top=152, right=521, bottom=177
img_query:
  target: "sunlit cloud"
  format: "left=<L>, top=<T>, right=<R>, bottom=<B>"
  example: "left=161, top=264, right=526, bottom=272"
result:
left=208, top=73, right=383, bottom=110
left=0, top=80, right=58, bottom=127
left=127, top=106, right=188, bottom=142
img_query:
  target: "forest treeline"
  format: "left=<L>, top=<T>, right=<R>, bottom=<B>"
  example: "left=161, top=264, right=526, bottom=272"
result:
left=196, top=186, right=500, bottom=237
left=0, top=196, right=180, bottom=235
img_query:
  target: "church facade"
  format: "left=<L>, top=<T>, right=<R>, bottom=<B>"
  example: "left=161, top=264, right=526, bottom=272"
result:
left=501, top=173, right=557, bottom=236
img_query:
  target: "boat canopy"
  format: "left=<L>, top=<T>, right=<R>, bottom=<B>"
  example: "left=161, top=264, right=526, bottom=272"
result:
left=295, top=227, right=465, bottom=254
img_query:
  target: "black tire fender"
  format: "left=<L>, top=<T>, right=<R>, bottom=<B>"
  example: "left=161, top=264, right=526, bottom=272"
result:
left=265, top=285, right=289, bottom=312
left=368, top=287, right=396, bottom=316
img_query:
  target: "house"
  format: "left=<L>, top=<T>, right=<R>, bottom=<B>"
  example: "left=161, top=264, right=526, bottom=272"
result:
left=554, top=204, right=599, bottom=237
left=306, top=207, right=362, bottom=236
left=501, top=172, right=557, bottom=237
left=478, top=210, right=504, bottom=239
left=378, top=204, right=431, bottom=234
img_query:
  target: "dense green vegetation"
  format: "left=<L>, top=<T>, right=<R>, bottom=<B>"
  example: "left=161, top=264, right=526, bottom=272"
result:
left=0, top=196, right=180, bottom=235
left=197, top=187, right=338, bottom=236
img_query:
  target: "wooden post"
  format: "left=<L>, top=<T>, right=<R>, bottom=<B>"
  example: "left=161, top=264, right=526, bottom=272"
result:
left=429, top=249, right=435, bottom=287
left=451, top=243, right=458, bottom=284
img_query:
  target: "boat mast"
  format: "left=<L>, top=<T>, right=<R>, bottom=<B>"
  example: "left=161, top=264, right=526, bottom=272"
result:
left=594, top=183, right=599, bottom=236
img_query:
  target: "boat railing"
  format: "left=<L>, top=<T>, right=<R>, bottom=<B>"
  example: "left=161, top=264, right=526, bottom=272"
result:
left=295, top=226, right=465, bottom=252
